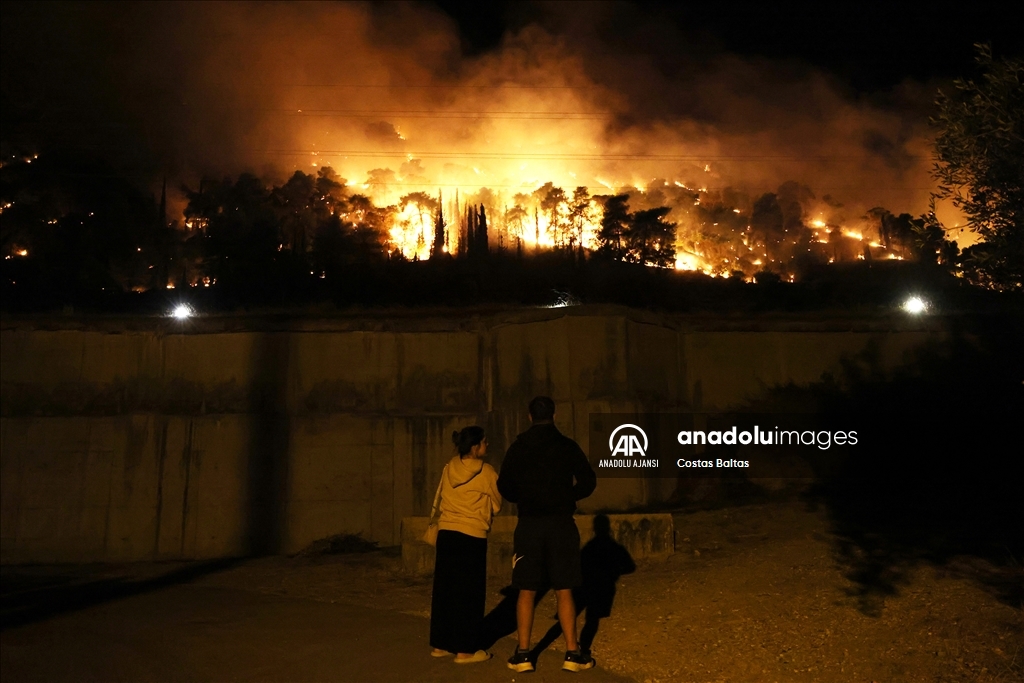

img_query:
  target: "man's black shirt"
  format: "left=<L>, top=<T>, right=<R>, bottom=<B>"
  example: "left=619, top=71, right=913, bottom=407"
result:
left=497, top=423, right=597, bottom=517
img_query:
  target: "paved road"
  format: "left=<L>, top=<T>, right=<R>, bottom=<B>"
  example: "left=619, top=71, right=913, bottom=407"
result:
left=1, top=581, right=633, bottom=682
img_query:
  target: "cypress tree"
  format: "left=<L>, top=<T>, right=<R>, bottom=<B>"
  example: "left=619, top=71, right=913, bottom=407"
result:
left=431, top=190, right=445, bottom=258
left=477, top=204, right=488, bottom=255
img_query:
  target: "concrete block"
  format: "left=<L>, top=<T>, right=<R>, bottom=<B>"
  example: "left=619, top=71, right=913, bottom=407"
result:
left=576, top=513, right=675, bottom=559
left=401, top=514, right=674, bottom=577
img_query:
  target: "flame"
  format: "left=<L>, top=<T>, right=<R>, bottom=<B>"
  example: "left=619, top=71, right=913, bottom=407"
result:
left=675, top=252, right=701, bottom=271
left=389, top=201, right=434, bottom=260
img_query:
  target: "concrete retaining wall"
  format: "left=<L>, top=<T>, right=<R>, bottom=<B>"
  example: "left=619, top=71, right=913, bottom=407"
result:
left=400, top=514, right=675, bottom=577
left=1, top=307, right=944, bottom=563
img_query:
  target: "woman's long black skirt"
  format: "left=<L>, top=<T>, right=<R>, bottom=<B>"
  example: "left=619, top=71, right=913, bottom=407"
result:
left=429, top=529, right=487, bottom=654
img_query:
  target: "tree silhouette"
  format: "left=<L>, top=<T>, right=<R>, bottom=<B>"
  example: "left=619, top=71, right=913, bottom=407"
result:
left=750, top=192, right=784, bottom=269
left=568, top=186, right=593, bottom=251
left=534, top=182, right=568, bottom=246
left=430, top=191, right=446, bottom=259
left=597, top=194, right=630, bottom=260
left=505, top=203, right=527, bottom=244
left=626, top=206, right=676, bottom=267
left=272, top=171, right=316, bottom=253
left=476, top=204, right=489, bottom=256
left=932, top=44, right=1023, bottom=289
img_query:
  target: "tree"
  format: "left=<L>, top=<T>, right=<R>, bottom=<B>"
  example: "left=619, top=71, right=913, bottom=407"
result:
left=932, top=44, right=1023, bottom=289
left=430, top=192, right=446, bottom=259
left=568, top=186, right=593, bottom=250
left=867, top=207, right=957, bottom=264
left=626, top=207, right=676, bottom=267
left=476, top=204, right=488, bottom=255
left=505, top=204, right=527, bottom=243
left=596, top=194, right=630, bottom=260
left=750, top=192, right=784, bottom=267
left=272, top=171, right=316, bottom=253
left=534, top=182, right=567, bottom=245
left=868, top=207, right=915, bottom=258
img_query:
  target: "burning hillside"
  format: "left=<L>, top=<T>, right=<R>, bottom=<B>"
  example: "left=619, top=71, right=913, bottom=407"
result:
left=2, top=3, right=960, bottom=261
left=179, top=163, right=939, bottom=284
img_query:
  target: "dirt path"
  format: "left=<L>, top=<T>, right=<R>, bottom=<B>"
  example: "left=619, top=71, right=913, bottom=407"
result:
left=603, top=503, right=1022, bottom=682
left=4, top=501, right=1019, bottom=682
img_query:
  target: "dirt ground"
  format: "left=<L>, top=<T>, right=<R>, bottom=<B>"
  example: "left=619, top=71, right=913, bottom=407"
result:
left=4, top=501, right=1018, bottom=682
left=178, top=501, right=1021, bottom=683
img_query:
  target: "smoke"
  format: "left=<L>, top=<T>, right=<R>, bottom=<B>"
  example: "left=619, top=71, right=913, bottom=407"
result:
left=1, top=1, right=941, bottom=227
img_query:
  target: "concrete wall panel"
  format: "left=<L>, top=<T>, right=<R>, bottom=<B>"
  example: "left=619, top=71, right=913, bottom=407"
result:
left=1, top=310, right=946, bottom=563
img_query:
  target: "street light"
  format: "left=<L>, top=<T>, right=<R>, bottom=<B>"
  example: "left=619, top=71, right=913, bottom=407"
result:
left=171, top=304, right=193, bottom=319
left=902, top=296, right=928, bottom=314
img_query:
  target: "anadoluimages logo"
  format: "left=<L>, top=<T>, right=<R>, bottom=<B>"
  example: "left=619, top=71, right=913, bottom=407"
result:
left=608, top=424, right=648, bottom=457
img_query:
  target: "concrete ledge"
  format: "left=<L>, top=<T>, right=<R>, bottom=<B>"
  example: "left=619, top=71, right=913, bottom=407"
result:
left=401, top=513, right=674, bottom=577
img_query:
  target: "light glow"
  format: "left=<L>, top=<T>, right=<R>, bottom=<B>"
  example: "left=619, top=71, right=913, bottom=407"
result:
left=171, top=304, right=193, bottom=319
left=902, top=296, right=928, bottom=314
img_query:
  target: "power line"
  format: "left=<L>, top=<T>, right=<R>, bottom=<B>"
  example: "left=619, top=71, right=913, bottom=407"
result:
left=261, top=149, right=903, bottom=161
left=278, top=84, right=603, bottom=90
left=271, top=179, right=940, bottom=191
left=0, top=139, right=908, bottom=160
left=265, top=111, right=611, bottom=119
left=32, top=107, right=612, bottom=119
left=0, top=143, right=930, bottom=165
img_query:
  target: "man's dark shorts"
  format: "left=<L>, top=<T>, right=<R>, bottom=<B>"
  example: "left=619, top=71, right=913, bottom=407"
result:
left=511, top=515, right=582, bottom=591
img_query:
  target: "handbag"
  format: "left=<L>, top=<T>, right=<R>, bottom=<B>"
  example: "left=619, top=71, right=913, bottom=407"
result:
left=422, top=466, right=445, bottom=546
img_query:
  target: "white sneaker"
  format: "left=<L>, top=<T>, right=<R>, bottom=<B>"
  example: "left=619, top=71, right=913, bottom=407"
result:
left=454, top=650, right=492, bottom=664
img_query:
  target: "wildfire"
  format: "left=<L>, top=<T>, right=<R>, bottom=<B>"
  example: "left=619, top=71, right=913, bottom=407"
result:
left=675, top=253, right=701, bottom=271
left=371, top=172, right=908, bottom=277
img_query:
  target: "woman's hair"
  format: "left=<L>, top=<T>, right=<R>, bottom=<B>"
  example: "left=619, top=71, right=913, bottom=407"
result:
left=451, top=426, right=485, bottom=456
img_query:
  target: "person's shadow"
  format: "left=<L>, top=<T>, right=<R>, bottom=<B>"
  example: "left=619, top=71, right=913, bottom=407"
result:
left=479, top=514, right=636, bottom=656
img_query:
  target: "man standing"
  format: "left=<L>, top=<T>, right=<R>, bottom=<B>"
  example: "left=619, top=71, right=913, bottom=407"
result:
left=498, top=396, right=597, bottom=673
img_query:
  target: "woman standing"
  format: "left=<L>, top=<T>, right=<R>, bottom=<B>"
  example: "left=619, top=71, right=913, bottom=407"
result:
left=429, top=426, right=502, bottom=664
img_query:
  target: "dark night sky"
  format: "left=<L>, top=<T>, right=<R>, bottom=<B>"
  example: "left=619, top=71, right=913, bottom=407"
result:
left=434, top=0, right=1024, bottom=91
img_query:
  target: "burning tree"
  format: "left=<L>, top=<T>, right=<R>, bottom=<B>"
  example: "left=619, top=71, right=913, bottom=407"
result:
left=534, top=182, right=568, bottom=246
left=505, top=202, right=528, bottom=249
left=594, top=194, right=676, bottom=267
left=568, top=186, right=594, bottom=251
left=395, top=192, right=438, bottom=260
left=626, top=207, right=676, bottom=267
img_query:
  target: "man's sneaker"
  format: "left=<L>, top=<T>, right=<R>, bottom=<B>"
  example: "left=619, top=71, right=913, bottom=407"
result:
left=562, top=649, right=595, bottom=672
left=507, top=647, right=535, bottom=673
